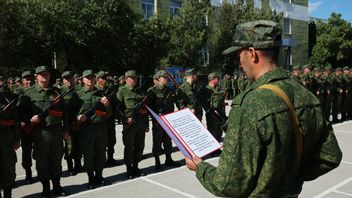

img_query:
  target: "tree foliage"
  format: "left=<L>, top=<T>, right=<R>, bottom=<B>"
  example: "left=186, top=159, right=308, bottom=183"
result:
left=309, top=13, right=352, bottom=68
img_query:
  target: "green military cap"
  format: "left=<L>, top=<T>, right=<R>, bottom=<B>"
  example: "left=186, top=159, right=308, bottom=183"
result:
left=113, top=75, right=118, bottom=79
left=56, top=78, right=61, bottom=83
left=184, top=68, right=195, bottom=76
left=343, top=66, right=349, bottom=71
left=118, top=75, right=125, bottom=81
left=292, top=65, right=300, bottom=70
left=152, top=74, right=158, bottom=80
left=208, top=72, right=220, bottom=80
left=7, top=77, right=14, bottom=81
left=0, top=75, right=4, bottom=79
left=82, top=69, right=95, bottom=78
left=222, top=20, right=282, bottom=55
left=325, top=65, right=332, bottom=70
left=335, top=67, right=342, bottom=71
left=155, top=70, right=167, bottom=79
left=22, top=71, right=33, bottom=78
left=62, top=71, right=73, bottom=78
left=35, top=65, right=50, bottom=74
left=15, top=76, right=21, bottom=82
left=313, top=67, right=320, bottom=72
left=302, top=64, right=311, bottom=70
left=96, top=71, right=108, bottom=78
left=125, top=70, right=137, bottom=78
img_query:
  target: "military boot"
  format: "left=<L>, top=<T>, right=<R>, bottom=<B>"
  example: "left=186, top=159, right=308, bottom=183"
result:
left=72, top=158, right=83, bottom=176
left=95, top=170, right=111, bottom=187
left=133, top=162, right=144, bottom=177
left=66, top=159, right=74, bottom=175
left=154, top=156, right=162, bottom=172
left=3, top=188, right=12, bottom=198
left=41, top=180, right=51, bottom=198
left=165, top=154, right=180, bottom=167
left=87, top=171, right=95, bottom=190
left=25, top=168, right=33, bottom=184
left=126, top=164, right=134, bottom=179
left=52, top=177, right=68, bottom=196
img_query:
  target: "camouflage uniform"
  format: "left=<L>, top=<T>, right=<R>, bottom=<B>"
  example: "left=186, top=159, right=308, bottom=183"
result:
left=331, top=68, right=344, bottom=123
left=342, top=67, right=351, bottom=121
left=0, top=83, right=20, bottom=198
left=20, top=66, right=68, bottom=196
left=196, top=20, right=342, bottom=197
left=147, top=70, right=178, bottom=171
left=116, top=70, right=148, bottom=179
left=71, top=70, right=112, bottom=188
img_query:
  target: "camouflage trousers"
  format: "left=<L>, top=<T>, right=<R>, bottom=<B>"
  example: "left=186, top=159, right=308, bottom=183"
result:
left=0, top=127, right=17, bottom=190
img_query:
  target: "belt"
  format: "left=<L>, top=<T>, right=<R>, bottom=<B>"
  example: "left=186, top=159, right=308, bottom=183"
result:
left=0, top=119, right=16, bottom=127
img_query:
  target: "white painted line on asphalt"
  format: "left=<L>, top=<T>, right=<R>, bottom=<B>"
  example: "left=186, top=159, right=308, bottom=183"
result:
left=342, top=161, right=352, bottom=165
left=142, top=177, right=198, bottom=198
left=333, top=190, right=352, bottom=197
left=334, top=129, right=352, bottom=134
left=314, top=176, right=352, bottom=198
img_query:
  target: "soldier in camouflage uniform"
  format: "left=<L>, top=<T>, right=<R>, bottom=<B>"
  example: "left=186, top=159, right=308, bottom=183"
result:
left=331, top=67, right=344, bottom=123
left=71, top=70, right=112, bottom=189
left=185, top=20, right=342, bottom=197
left=221, top=74, right=232, bottom=100
left=16, top=71, right=36, bottom=184
left=342, top=66, right=351, bottom=121
left=147, top=70, right=179, bottom=171
left=199, top=72, right=226, bottom=155
left=323, top=65, right=333, bottom=121
left=95, top=71, right=120, bottom=167
left=20, top=66, right=68, bottom=197
left=176, top=69, right=202, bottom=120
left=290, top=65, right=302, bottom=84
left=349, top=68, right=352, bottom=120
left=60, top=71, right=83, bottom=176
left=0, top=75, right=21, bottom=198
left=116, top=70, right=149, bottom=179
left=301, top=64, right=313, bottom=92
left=311, top=68, right=327, bottom=111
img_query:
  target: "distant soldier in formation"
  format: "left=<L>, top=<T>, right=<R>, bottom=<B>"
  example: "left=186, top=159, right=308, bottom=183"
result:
left=60, top=71, right=83, bottom=176
left=95, top=71, right=120, bottom=166
left=17, top=71, right=36, bottom=185
left=301, top=64, right=313, bottom=92
left=341, top=66, right=351, bottom=121
left=221, top=74, right=233, bottom=100
left=0, top=75, right=21, bottom=198
left=331, top=67, right=344, bottom=123
left=20, top=66, right=68, bottom=197
left=147, top=70, right=179, bottom=171
left=199, top=72, right=226, bottom=157
left=71, top=70, right=112, bottom=189
left=311, top=68, right=326, bottom=107
left=323, top=66, right=333, bottom=121
left=116, top=70, right=149, bottom=179
left=290, top=65, right=302, bottom=84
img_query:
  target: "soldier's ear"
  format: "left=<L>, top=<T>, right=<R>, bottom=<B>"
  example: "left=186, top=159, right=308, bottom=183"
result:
left=248, top=47, right=259, bottom=63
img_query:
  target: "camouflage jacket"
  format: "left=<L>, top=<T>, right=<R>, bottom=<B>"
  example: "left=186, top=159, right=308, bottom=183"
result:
left=147, top=84, right=174, bottom=115
left=176, top=81, right=195, bottom=110
left=196, top=68, right=342, bottom=197
left=20, top=83, right=69, bottom=132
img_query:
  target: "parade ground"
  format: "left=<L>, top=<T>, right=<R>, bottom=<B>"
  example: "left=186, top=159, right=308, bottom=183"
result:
left=12, top=101, right=352, bottom=198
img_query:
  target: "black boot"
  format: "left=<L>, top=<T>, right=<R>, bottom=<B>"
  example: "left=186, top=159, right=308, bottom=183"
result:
left=25, top=169, right=33, bottom=184
left=72, top=159, right=83, bottom=176
left=66, top=159, right=74, bottom=175
left=52, top=177, right=68, bottom=196
left=41, top=180, right=51, bottom=198
left=126, top=164, right=134, bottom=179
left=154, top=157, right=162, bottom=172
left=106, top=153, right=121, bottom=167
left=87, top=171, right=95, bottom=190
left=165, top=154, right=180, bottom=167
left=133, top=162, right=144, bottom=177
left=95, top=170, right=111, bottom=187
left=3, top=189, right=12, bottom=198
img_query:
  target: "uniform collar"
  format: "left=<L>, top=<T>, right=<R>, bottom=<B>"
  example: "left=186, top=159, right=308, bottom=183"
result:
left=250, top=68, right=289, bottom=89
left=83, top=86, right=96, bottom=93
left=34, top=83, right=52, bottom=93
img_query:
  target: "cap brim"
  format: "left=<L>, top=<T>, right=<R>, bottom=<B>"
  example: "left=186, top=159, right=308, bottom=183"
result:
left=222, top=46, right=243, bottom=55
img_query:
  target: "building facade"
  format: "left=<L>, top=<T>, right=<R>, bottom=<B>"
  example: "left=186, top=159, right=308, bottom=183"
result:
left=130, top=0, right=309, bottom=68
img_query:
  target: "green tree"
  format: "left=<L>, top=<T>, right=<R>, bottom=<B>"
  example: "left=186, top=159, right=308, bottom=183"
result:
left=310, top=13, right=352, bottom=68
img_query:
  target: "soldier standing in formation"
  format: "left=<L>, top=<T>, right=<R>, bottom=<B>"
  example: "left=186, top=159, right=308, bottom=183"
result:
left=0, top=75, right=21, bottom=198
left=72, top=70, right=112, bottom=189
left=147, top=70, right=179, bottom=171
left=116, top=70, right=149, bottom=179
left=60, top=71, right=83, bottom=176
left=20, top=66, right=68, bottom=197
left=95, top=71, right=120, bottom=166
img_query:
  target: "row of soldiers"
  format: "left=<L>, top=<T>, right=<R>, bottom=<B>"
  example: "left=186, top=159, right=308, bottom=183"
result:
left=291, top=65, right=352, bottom=123
left=0, top=66, right=227, bottom=198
